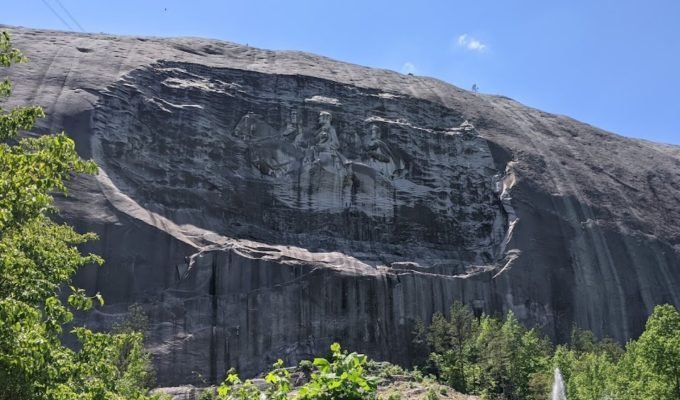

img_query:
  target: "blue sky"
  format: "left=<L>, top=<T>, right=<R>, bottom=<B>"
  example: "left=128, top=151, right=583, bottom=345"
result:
left=4, top=0, right=680, bottom=145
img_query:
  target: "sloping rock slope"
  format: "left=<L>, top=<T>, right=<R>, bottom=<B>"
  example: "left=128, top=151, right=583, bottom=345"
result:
left=3, top=25, right=680, bottom=386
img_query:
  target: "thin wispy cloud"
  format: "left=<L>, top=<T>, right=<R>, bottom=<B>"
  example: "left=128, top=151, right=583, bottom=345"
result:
left=457, top=34, right=487, bottom=52
left=401, top=62, right=417, bottom=74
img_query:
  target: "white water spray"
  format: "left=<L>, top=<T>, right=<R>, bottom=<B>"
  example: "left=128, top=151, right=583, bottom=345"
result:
left=552, top=368, right=567, bottom=400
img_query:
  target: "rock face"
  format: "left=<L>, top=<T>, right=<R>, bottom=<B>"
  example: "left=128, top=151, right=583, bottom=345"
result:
left=94, top=61, right=507, bottom=268
left=4, top=26, right=680, bottom=386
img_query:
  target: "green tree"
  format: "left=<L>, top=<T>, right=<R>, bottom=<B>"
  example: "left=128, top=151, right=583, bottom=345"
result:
left=611, top=304, right=680, bottom=400
left=471, top=312, right=549, bottom=399
left=570, top=325, right=598, bottom=354
left=570, top=325, right=623, bottom=361
left=473, top=314, right=503, bottom=398
left=551, top=325, right=621, bottom=400
left=553, top=305, right=679, bottom=400
left=569, top=351, right=614, bottom=400
left=0, top=31, right=159, bottom=399
left=427, top=302, right=477, bottom=393
left=551, top=345, right=616, bottom=400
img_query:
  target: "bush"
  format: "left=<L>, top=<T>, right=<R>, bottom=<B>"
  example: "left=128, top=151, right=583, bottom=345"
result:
left=213, top=343, right=378, bottom=400
left=424, top=388, right=439, bottom=400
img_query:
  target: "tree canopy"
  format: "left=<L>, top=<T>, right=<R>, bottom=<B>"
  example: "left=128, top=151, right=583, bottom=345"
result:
left=422, top=302, right=680, bottom=400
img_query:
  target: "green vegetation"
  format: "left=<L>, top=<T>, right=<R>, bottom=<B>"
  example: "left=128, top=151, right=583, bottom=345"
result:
left=203, top=346, right=459, bottom=399
left=200, top=305, right=678, bottom=400
left=557, top=303, right=680, bottom=400
left=203, top=343, right=379, bottom=400
left=421, top=303, right=550, bottom=399
left=420, top=302, right=680, bottom=400
left=0, top=31, right=159, bottom=399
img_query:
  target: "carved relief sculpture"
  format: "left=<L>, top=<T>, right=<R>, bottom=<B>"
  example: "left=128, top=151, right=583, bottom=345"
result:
left=311, top=111, right=345, bottom=171
left=281, top=109, right=305, bottom=148
left=364, top=123, right=402, bottom=177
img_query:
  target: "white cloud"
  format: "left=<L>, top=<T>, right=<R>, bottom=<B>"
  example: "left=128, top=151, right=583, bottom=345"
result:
left=401, top=62, right=417, bottom=75
left=456, top=34, right=487, bottom=52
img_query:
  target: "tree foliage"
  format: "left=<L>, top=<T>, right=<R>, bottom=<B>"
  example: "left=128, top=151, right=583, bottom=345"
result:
left=546, top=305, right=680, bottom=400
left=198, top=305, right=679, bottom=399
left=422, top=302, right=680, bottom=400
left=426, top=302, right=478, bottom=393
left=423, top=303, right=550, bottom=399
left=0, top=30, right=159, bottom=399
left=609, top=304, right=680, bottom=399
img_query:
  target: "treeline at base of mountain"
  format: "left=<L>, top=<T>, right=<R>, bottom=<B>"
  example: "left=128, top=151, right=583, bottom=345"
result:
left=197, top=302, right=679, bottom=400
left=1, top=30, right=678, bottom=400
